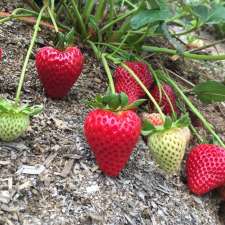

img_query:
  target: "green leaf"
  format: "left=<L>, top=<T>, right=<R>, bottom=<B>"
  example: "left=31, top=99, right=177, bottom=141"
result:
left=142, top=119, right=155, bottom=130
left=0, top=99, right=13, bottom=112
left=141, top=130, right=153, bottom=136
left=191, top=4, right=225, bottom=25
left=102, top=94, right=120, bottom=109
left=130, top=9, right=171, bottom=30
left=148, top=0, right=163, bottom=9
left=164, top=117, right=172, bottom=129
left=193, top=80, right=225, bottom=103
left=207, top=5, right=225, bottom=24
left=126, top=99, right=146, bottom=110
left=149, top=0, right=169, bottom=10
left=175, top=114, right=190, bottom=128
left=22, top=105, right=43, bottom=116
left=56, top=32, right=65, bottom=49
left=109, top=95, right=121, bottom=109
left=119, top=92, right=129, bottom=107
left=65, top=28, right=75, bottom=45
left=87, top=95, right=104, bottom=108
left=191, top=4, right=209, bottom=24
left=141, top=120, right=156, bottom=136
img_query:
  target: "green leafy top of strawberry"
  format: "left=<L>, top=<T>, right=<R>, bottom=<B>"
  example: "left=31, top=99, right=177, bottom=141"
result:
left=56, top=29, right=76, bottom=50
left=88, top=92, right=146, bottom=112
left=0, top=98, right=43, bottom=116
left=142, top=113, right=190, bottom=136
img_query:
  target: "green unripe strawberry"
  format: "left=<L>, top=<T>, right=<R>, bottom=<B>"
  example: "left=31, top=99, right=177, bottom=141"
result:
left=147, top=128, right=187, bottom=173
left=142, top=114, right=190, bottom=173
left=0, top=98, right=43, bottom=142
left=0, top=112, right=30, bottom=142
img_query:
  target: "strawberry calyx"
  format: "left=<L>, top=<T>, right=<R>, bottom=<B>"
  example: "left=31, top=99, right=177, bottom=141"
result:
left=0, top=98, right=43, bottom=116
left=88, top=92, right=146, bottom=112
left=142, top=113, right=190, bottom=136
left=55, top=29, right=76, bottom=50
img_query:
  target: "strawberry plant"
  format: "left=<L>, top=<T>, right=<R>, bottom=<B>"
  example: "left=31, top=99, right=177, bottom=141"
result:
left=0, top=0, right=225, bottom=199
left=84, top=54, right=145, bottom=176
left=0, top=3, right=46, bottom=141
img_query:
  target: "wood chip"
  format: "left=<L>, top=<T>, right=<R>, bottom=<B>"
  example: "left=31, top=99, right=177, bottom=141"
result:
left=5, top=218, right=15, bottom=225
left=0, top=205, right=19, bottom=213
left=16, top=165, right=45, bottom=175
left=0, top=161, right=11, bottom=165
left=63, top=154, right=82, bottom=160
left=17, top=180, right=33, bottom=191
left=44, top=152, right=58, bottom=167
left=0, top=191, right=11, bottom=204
left=60, top=159, right=74, bottom=177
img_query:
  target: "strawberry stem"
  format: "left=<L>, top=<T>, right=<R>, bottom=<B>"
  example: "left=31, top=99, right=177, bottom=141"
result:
left=100, top=8, right=137, bottom=33
left=95, top=0, right=106, bottom=24
left=101, top=54, right=116, bottom=95
left=161, top=73, right=225, bottom=148
left=0, top=8, right=37, bottom=24
left=71, top=0, right=87, bottom=38
left=47, top=6, right=59, bottom=33
left=142, top=45, right=225, bottom=61
left=189, top=124, right=204, bottom=143
left=15, top=5, right=47, bottom=105
left=83, top=0, right=95, bottom=22
left=120, top=63, right=165, bottom=120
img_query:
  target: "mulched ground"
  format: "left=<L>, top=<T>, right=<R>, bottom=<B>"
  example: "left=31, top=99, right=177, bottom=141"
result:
left=0, top=1, right=225, bottom=224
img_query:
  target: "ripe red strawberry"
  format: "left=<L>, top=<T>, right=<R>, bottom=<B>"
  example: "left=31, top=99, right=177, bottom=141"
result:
left=150, top=84, right=178, bottom=115
left=141, top=112, right=164, bottom=127
left=84, top=92, right=144, bottom=177
left=114, top=61, right=153, bottom=103
left=35, top=46, right=84, bottom=98
left=186, top=144, right=225, bottom=195
left=84, top=109, right=141, bottom=176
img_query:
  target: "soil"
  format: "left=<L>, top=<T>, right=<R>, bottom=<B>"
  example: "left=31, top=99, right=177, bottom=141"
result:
left=0, top=1, right=225, bottom=225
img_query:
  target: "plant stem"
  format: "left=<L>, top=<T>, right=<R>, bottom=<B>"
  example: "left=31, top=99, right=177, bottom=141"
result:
left=142, top=45, right=225, bottom=61
left=108, top=0, right=114, bottom=22
left=83, top=0, right=95, bottom=22
left=71, top=0, right=87, bottom=37
left=47, top=6, right=59, bottom=33
left=101, top=54, right=116, bottom=94
left=0, top=13, right=31, bottom=24
left=23, top=0, right=40, bottom=11
left=100, top=8, right=136, bottom=33
left=95, top=0, right=106, bottom=24
left=87, top=40, right=101, bottom=59
left=0, top=10, right=68, bottom=31
left=123, top=0, right=137, bottom=8
left=189, top=124, right=204, bottom=143
left=15, top=6, right=46, bottom=105
left=0, top=8, right=37, bottom=24
left=120, top=63, right=165, bottom=120
left=166, top=68, right=195, bottom=87
left=50, top=0, right=55, bottom=13
left=62, top=1, right=77, bottom=26
left=161, top=74, right=225, bottom=148
left=188, top=38, right=225, bottom=53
